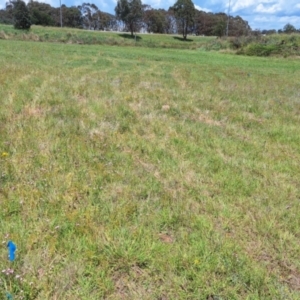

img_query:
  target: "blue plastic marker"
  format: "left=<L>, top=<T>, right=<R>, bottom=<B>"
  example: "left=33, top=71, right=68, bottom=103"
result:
left=6, top=293, right=13, bottom=299
left=7, top=241, right=16, bottom=261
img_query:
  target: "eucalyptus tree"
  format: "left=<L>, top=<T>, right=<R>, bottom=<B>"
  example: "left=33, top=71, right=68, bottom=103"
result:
left=115, top=0, right=143, bottom=36
left=171, top=0, right=195, bottom=40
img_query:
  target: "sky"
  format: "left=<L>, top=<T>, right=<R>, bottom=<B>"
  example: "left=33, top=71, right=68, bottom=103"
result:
left=1, top=0, right=300, bottom=30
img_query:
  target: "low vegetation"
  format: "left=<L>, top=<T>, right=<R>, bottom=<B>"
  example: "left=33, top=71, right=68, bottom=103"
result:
left=0, top=24, right=218, bottom=50
left=232, top=34, right=300, bottom=57
left=1, top=32, right=300, bottom=299
left=1, top=24, right=300, bottom=57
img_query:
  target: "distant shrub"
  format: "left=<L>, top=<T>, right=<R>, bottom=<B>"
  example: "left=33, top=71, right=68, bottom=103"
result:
left=0, top=30, right=8, bottom=39
left=208, top=40, right=226, bottom=51
left=229, top=37, right=242, bottom=49
left=228, top=36, right=259, bottom=49
left=238, top=43, right=281, bottom=56
left=232, top=33, right=300, bottom=57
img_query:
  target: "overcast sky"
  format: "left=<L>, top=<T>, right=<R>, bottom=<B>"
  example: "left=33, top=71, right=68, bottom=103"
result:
left=1, top=0, right=300, bottom=30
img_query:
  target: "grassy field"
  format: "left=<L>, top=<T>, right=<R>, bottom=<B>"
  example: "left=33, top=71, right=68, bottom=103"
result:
left=0, top=24, right=218, bottom=50
left=0, top=38, right=300, bottom=299
left=1, top=24, right=300, bottom=56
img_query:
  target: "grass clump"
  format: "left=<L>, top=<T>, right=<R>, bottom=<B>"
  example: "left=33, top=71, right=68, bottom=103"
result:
left=235, top=34, right=300, bottom=57
left=238, top=43, right=281, bottom=56
left=0, top=39, right=300, bottom=299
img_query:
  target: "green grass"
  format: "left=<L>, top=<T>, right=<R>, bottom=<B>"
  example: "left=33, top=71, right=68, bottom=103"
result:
left=0, top=39, right=300, bottom=299
left=0, top=24, right=218, bottom=50
left=234, top=34, right=300, bottom=57
left=1, top=24, right=300, bottom=56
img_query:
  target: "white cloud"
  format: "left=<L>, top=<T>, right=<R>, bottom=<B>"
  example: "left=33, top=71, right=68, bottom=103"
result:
left=278, top=15, right=300, bottom=24
left=255, top=3, right=281, bottom=14
left=210, top=0, right=300, bottom=29
left=142, top=0, right=174, bottom=8
left=195, top=5, right=211, bottom=12
left=251, top=14, right=300, bottom=29
left=230, top=0, right=300, bottom=14
left=90, top=0, right=109, bottom=9
left=231, top=0, right=256, bottom=13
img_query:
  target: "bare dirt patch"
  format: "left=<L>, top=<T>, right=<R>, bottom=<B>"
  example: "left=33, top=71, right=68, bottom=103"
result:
left=22, top=105, right=45, bottom=118
left=158, top=232, right=174, bottom=244
left=111, top=266, right=153, bottom=300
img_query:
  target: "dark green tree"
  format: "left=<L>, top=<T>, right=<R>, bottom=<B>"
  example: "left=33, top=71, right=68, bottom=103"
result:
left=194, top=9, right=251, bottom=37
left=98, top=11, right=117, bottom=31
left=0, top=11, right=12, bottom=24
left=62, top=6, right=82, bottom=28
left=171, top=0, right=195, bottom=40
left=283, top=23, right=296, bottom=34
left=27, top=1, right=55, bottom=26
left=11, top=0, right=31, bottom=29
left=143, top=7, right=169, bottom=33
left=115, top=0, right=143, bottom=36
left=213, top=20, right=226, bottom=37
left=0, top=2, right=14, bottom=24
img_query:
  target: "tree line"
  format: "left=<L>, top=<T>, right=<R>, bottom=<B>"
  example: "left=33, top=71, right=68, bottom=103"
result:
left=0, top=0, right=253, bottom=38
left=1, top=0, right=297, bottom=38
